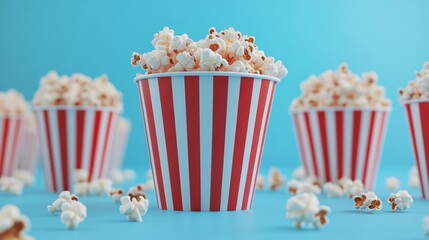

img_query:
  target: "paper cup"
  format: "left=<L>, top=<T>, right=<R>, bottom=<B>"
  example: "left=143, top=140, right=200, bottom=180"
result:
left=135, top=72, right=278, bottom=211
left=34, top=106, right=120, bottom=192
left=402, top=99, right=429, bottom=198
left=107, top=117, right=131, bottom=173
left=291, top=107, right=390, bottom=190
left=0, top=116, right=24, bottom=177
left=17, top=129, right=39, bottom=173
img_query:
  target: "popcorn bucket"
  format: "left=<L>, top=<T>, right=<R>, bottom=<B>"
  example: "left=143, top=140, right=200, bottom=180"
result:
left=33, top=106, right=120, bottom=192
left=291, top=107, right=390, bottom=190
left=107, top=117, right=131, bottom=174
left=402, top=100, right=429, bottom=199
left=17, top=129, right=39, bottom=173
left=0, top=116, right=24, bottom=177
left=135, top=72, right=278, bottom=211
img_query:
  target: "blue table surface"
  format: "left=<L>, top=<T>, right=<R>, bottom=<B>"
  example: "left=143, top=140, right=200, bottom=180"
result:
left=1, top=167, right=427, bottom=240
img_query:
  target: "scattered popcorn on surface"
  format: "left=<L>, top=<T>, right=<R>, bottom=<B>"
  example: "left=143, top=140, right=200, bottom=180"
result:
left=256, top=175, right=265, bottom=190
left=60, top=200, right=87, bottom=230
left=0, top=176, right=24, bottom=195
left=128, top=184, right=146, bottom=197
left=353, top=192, right=382, bottom=212
left=287, top=179, right=321, bottom=195
left=424, top=216, right=429, bottom=236
left=286, top=193, right=330, bottom=229
left=131, top=27, right=288, bottom=80
left=293, top=166, right=306, bottom=181
left=109, top=189, right=124, bottom=203
left=88, top=178, right=113, bottom=196
left=385, top=177, right=400, bottom=190
left=13, top=170, right=34, bottom=186
left=399, top=62, right=429, bottom=101
left=32, top=71, right=122, bottom=108
left=268, top=167, right=286, bottom=191
left=74, top=169, right=89, bottom=196
left=0, top=205, right=33, bottom=240
left=292, top=64, right=391, bottom=109
left=47, top=191, right=79, bottom=214
left=409, top=165, right=420, bottom=188
left=0, top=89, right=30, bottom=117
left=119, top=195, right=149, bottom=222
left=322, top=182, right=344, bottom=198
left=110, top=169, right=136, bottom=185
left=341, top=178, right=364, bottom=198
left=387, top=190, right=413, bottom=212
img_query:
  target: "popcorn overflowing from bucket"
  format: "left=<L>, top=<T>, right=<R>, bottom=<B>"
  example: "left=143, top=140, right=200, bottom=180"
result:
left=0, top=89, right=29, bottom=117
left=399, top=62, right=429, bottom=101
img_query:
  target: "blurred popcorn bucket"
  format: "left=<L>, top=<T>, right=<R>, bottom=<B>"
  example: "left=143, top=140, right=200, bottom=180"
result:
left=34, top=106, right=120, bottom=192
left=291, top=107, right=390, bottom=190
left=0, top=116, right=24, bottom=177
left=402, top=99, right=429, bottom=199
left=135, top=72, right=278, bottom=211
left=107, top=117, right=131, bottom=174
left=18, top=113, right=39, bottom=173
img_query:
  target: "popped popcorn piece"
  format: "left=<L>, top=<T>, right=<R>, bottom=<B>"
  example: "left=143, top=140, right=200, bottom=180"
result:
left=47, top=191, right=79, bottom=214
left=268, top=167, right=285, bottom=191
left=60, top=200, right=87, bottom=230
left=322, top=182, right=344, bottom=198
left=13, top=170, right=34, bottom=186
left=292, top=64, right=391, bottom=109
left=286, top=193, right=330, bottom=229
left=342, top=178, right=364, bottom=198
left=408, top=165, right=420, bottom=188
left=143, top=179, right=155, bottom=191
left=385, top=177, right=400, bottom=190
left=424, top=216, right=429, bottom=236
left=88, top=178, right=112, bottom=196
left=0, top=89, right=30, bottom=117
left=119, top=195, right=149, bottom=222
left=353, top=192, right=382, bottom=212
left=287, top=179, right=321, bottom=195
left=293, top=166, right=306, bottom=181
left=387, top=190, right=413, bottom=211
left=256, top=175, right=265, bottom=190
left=0, top=205, right=33, bottom=240
left=399, top=62, right=429, bottom=101
left=123, top=169, right=136, bottom=182
left=128, top=184, right=146, bottom=197
left=110, top=169, right=136, bottom=184
left=75, top=169, right=88, bottom=183
left=74, top=181, right=89, bottom=196
left=0, top=176, right=24, bottom=195
left=195, top=49, right=228, bottom=71
left=109, top=189, right=124, bottom=203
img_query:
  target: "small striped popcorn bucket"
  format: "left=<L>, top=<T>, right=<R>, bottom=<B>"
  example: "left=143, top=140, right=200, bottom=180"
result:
left=135, top=72, right=278, bottom=211
left=403, top=100, right=429, bottom=199
left=34, top=106, right=120, bottom=192
left=291, top=107, right=390, bottom=190
left=107, top=117, right=131, bottom=174
left=0, top=116, right=24, bottom=177
left=18, top=113, right=39, bottom=173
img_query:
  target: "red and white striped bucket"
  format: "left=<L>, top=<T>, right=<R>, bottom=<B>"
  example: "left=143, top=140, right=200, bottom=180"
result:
left=108, top=117, right=131, bottom=173
left=17, top=129, right=39, bottom=173
left=0, top=116, right=24, bottom=177
left=34, top=107, right=120, bottom=192
left=135, top=72, right=278, bottom=211
left=291, top=107, right=390, bottom=190
left=403, top=100, right=429, bottom=199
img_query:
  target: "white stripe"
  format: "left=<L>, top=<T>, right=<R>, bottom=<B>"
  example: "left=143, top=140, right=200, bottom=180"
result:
left=343, top=110, right=353, bottom=179
left=35, top=111, right=53, bottom=192
left=370, top=112, right=388, bottom=190
left=2, top=119, right=16, bottom=176
left=67, top=110, right=76, bottom=190
left=236, top=79, right=261, bottom=210
left=199, top=76, right=213, bottom=211
left=412, top=104, right=429, bottom=196
left=355, top=111, right=371, bottom=181
left=365, top=111, right=382, bottom=190
left=138, top=81, right=161, bottom=208
left=102, top=114, right=119, bottom=178
left=309, top=111, right=325, bottom=183
left=171, top=76, right=190, bottom=211
left=82, top=111, right=94, bottom=173
left=326, top=110, right=337, bottom=182
left=298, top=112, right=314, bottom=177
left=149, top=77, right=173, bottom=210
left=92, top=111, right=109, bottom=180
left=48, top=110, right=63, bottom=190
left=220, top=76, right=241, bottom=210
left=247, top=81, right=274, bottom=209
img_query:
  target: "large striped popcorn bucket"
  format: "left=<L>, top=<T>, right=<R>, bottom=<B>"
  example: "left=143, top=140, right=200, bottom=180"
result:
left=291, top=107, right=390, bottom=190
left=108, top=117, right=131, bottom=173
left=403, top=100, right=429, bottom=199
left=18, top=114, right=39, bottom=173
left=135, top=72, right=278, bottom=211
left=33, top=106, right=120, bottom=192
left=0, top=116, right=24, bottom=177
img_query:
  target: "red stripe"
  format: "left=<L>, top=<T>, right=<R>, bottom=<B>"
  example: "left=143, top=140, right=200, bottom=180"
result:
left=0, top=118, right=10, bottom=175
left=98, top=112, right=114, bottom=178
left=317, top=111, right=331, bottom=182
left=228, top=77, right=254, bottom=211
left=8, top=119, right=21, bottom=176
left=406, top=104, right=426, bottom=198
left=350, top=111, right=362, bottom=180
left=368, top=112, right=387, bottom=189
left=293, top=114, right=310, bottom=176
left=158, top=77, right=183, bottom=211
left=141, top=79, right=167, bottom=209
left=250, top=82, right=276, bottom=207
left=88, top=111, right=101, bottom=181
left=76, top=110, right=85, bottom=169
left=43, top=111, right=57, bottom=192
left=184, top=76, right=201, bottom=211
left=241, top=80, right=269, bottom=210
left=335, top=111, right=344, bottom=179
left=57, top=110, right=69, bottom=190
left=362, top=112, right=376, bottom=185
left=420, top=103, right=429, bottom=198
left=210, top=76, right=228, bottom=211
left=304, top=112, right=319, bottom=177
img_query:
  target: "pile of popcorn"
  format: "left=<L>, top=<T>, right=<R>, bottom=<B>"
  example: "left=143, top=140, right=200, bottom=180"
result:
left=0, top=89, right=29, bottom=117
left=131, top=27, right=288, bottom=79
left=399, top=62, right=429, bottom=101
left=0, top=205, right=33, bottom=240
left=32, top=71, right=122, bottom=108
left=292, top=64, right=391, bottom=109
left=286, top=193, right=330, bottom=229
left=0, top=170, right=35, bottom=195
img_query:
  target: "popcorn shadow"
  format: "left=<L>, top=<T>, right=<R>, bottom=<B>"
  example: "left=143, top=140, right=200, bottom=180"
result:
left=336, top=210, right=379, bottom=215
left=268, top=225, right=320, bottom=232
